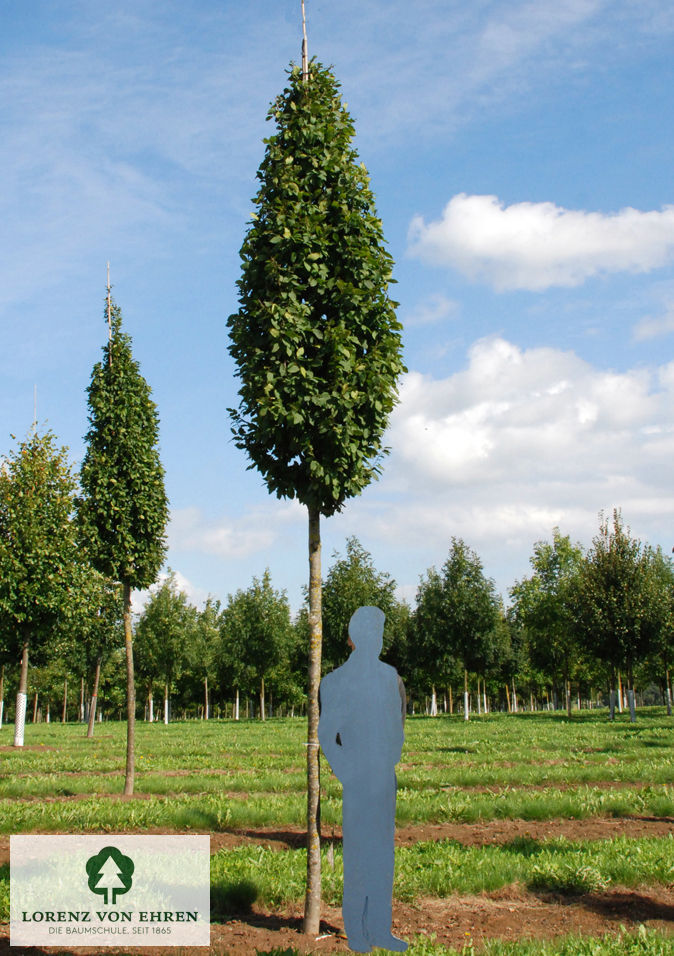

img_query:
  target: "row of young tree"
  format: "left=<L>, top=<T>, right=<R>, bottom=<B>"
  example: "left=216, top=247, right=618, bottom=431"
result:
left=2, top=514, right=672, bottom=731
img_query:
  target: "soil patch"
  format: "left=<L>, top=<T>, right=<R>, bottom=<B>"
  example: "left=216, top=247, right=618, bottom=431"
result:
left=1, top=887, right=672, bottom=954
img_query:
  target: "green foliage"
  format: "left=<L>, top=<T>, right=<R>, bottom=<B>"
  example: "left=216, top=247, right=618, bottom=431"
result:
left=78, top=300, right=168, bottom=589
left=575, top=511, right=666, bottom=678
left=0, top=431, right=78, bottom=658
left=320, top=536, right=404, bottom=670
left=415, top=539, right=500, bottom=683
left=219, top=570, right=295, bottom=701
left=135, top=571, right=195, bottom=691
left=510, top=529, right=585, bottom=689
left=227, top=62, right=405, bottom=516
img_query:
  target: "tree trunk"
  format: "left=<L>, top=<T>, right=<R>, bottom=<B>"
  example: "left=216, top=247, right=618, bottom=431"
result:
left=303, top=504, right=322, bottom=936
left=14, top=639, right=29, bottom=747
left=505, top=681, right=511, bottom=713
left=484, top=682, right=488, bottom=715
left=476, top=678, right=481, bottom=715
left=164, top=682, right=169, bottom=724
left=0, top=665, right=5, bottom=729
left=627, top=665, right=636, bottom=723
left=148, top=690, right=154, bottom=722
left=204, top=676, right=209, bottom=720
left=32, top=691, right=39, bottom=723
left=448, top=685, right=453, bottom=714
left=87, top=656, right=102, bottom=739
left=666, top=668, right=672, bottom=717
left=566, top=675, right=572, bottom=719
left=123, top=582, right=136, bottom=796
left=235, top=688, right=239, bottom=721
left=260, top=676, right=266, bottom=721
left=617, top=672, right=624, bottom=713
left=430, top=684, right=437, bottom=716
left=80, top=676, right=85, bottom=722
left=463, top=669, right=469, bottom=721
left=61, top=677, right=67, bottom=723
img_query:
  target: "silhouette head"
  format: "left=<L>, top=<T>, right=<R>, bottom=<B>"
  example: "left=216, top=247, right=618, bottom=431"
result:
left=348, top=606, right=385, bottom=657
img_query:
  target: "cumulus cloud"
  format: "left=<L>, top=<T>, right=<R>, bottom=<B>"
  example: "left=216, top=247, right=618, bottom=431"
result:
left=334, top=336, right=674, bottom=595
left=408, top=194, right=674, bottom=291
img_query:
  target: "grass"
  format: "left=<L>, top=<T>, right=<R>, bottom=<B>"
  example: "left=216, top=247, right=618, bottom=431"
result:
left=2, top=709, right=673, bottom=951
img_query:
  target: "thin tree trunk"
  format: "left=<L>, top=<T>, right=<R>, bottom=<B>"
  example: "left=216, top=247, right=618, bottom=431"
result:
left=303, top=504, right=322, bottom=936
left=164, top=682, right=169, bottom=725
left=148, top=690, right=154, bottom=722
left=476, top=678, right=481, bottom=715
left=512, top=681, right=518, bottom=713
left=617, top=672, right=624, bottom=713
left=484, top=682, right=488, bottom=714
left=505, top=682, right=511, bottom=713
left=204, top=676, right=209, bottom=720
left=32, top=691, right=38, bottom=723
left=14, top=639, right=29, bottom=746
left=463, top=668, right=469, bottom=721
left=62, top=677, right=67, bottom=723
left=123, top=582, right=136, bottom=796
left=260, top=676, right=266, bottom=721
left=80, top=676, right=85, bottom=722
left=0, top=664, right=5, bottom=729
left=430, top=684, right=437, bottom=716
left=235, top=688, right=239, bottom=721
left=666, top=668, right=672, bottom=717
left=448, top=685, right=453, bottom=714
left=566, top=675, right=572, bottom=719
left=87, top=657, right=102, bottom=738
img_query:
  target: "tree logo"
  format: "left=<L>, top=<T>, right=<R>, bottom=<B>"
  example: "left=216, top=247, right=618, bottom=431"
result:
left=85, top=846, right=134, bottom=905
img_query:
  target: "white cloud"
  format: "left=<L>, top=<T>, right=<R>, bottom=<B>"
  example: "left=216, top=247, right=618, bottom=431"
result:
left=402, top=294, right=459, bottom=327
left=331, top=337, right=674, bottom=596
left=168, top=501, right=305, bottom=560
left=633, top=304, right=674, bottom=341
left=408, top=194, right=674, bottom=291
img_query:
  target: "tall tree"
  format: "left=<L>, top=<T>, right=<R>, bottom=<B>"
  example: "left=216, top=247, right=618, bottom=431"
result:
left=227, top=61, right=405, bottom=932
left=415, top=540, right=499, bottom=720
left=510, top=529, right=584, bottom=717
left=574, top=510, right=660, bottom=721
left=0, top=431, right=78, bottom=746
left=220, top=570, right=294, bottom=720
left=78, top=295, right=168, bottom=792
left=321, top=537, right=401, bottom=671
left=135, top=573, right=193, bottom=724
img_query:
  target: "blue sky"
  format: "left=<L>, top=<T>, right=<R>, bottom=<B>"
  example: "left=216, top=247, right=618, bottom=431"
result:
left=2, top=0, right=674, bottom=613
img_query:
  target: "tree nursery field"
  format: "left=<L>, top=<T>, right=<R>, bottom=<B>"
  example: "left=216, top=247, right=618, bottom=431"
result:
left=1, top=710, right=672, bottom=955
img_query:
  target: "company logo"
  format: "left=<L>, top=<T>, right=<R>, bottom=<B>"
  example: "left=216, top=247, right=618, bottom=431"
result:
left=85, top=846, right=134, bottom=905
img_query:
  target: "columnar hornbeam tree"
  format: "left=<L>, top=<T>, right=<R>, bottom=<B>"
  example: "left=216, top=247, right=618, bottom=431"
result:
left=78, top=294, right=168, bottom=793
left=227, top=60, right=405, bottom=934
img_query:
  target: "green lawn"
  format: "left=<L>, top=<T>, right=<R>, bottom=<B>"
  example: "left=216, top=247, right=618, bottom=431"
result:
left=2, top=709, right=673, bottom=954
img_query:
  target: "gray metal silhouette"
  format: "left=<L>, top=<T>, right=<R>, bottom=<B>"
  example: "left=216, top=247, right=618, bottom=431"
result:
left=318, top=606, right=407, bottom=953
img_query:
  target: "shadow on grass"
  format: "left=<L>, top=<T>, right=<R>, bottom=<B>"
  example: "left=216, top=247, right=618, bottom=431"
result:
left=211, top=879, right=258, bottom=919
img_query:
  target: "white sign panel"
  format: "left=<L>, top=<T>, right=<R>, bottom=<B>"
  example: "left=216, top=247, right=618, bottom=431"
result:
left=11, top=835, right=210, bottom=947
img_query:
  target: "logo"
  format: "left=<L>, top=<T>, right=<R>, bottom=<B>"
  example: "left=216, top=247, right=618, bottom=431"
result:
left=85, top=846, right=134, bottom=905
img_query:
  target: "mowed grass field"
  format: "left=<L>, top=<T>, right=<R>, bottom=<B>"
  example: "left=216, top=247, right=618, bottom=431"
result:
left=1, top=709, right=673, bottom=954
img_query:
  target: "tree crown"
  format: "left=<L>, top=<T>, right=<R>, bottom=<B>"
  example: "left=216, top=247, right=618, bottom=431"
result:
left=78, top=299, right=168, bottom=589
left=227, top=61, right=405, bottom=517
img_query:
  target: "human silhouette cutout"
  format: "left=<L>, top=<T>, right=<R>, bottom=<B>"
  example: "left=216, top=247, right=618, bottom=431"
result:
left=318, top=606, right=407, bottom=953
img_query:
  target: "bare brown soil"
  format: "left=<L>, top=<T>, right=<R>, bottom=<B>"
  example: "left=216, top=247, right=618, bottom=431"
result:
left=1, top=887, right=673, bottom=955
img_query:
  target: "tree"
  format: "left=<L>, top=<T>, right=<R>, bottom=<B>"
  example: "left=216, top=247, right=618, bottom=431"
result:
left=415, top=539, right=499, bottom=720
left=574, top=510, right=661, bottom=721
left=220, top=570, right=294, bottom=720
left=510, top=529, right=584, bottom=717
left=0, top=431, right=78, bottom=746
left=135, top=573, right=193, bottom=724
left=226, top=61, right=405, bottom=932
left=321, top=537, right=402, bottom=671
left=78, top=295, right=168, bottom=792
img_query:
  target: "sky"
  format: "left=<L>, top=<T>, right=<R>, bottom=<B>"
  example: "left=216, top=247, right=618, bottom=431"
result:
left=2, top=0, right=674, bottom=614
